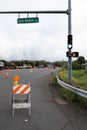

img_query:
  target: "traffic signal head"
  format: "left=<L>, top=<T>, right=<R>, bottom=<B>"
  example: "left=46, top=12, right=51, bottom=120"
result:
left=72, top=52, right=79, bottom=57
left=66, top=51, right=71, bottom=57
left=67, top=35, right=72, bottom=49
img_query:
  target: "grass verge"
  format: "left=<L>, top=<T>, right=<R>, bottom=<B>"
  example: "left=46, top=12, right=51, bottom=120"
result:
left=51, top=69, right=87, bottom=108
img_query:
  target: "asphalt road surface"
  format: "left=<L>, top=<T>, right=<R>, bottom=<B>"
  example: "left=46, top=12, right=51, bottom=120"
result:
left=0, top=68, right=87, bottom=130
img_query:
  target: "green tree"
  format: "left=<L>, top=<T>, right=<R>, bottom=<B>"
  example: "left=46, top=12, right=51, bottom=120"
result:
left=77, top=56, right=85, bottom=64
left=72, top=56, right=85, bottom=70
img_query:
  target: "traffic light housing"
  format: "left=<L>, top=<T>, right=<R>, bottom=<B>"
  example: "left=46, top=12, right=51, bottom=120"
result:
left=66, top=51, right=71, bottom=57
left=72, top=52, right=79, bottom=57
left=66, top=51, right=79, bottom=58
left=67, top=35, right=72, bottom=49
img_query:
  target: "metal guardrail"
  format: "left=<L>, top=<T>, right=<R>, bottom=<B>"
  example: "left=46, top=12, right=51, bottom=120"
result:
left=56, top=76, right=87, bottom=98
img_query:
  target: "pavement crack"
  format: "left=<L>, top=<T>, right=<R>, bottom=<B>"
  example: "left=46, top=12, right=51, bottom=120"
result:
left=61, top=120, right=71, bottom=130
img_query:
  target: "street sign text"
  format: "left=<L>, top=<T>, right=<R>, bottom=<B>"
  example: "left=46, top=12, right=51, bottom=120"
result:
left=17, top=17, right=39, bottom=24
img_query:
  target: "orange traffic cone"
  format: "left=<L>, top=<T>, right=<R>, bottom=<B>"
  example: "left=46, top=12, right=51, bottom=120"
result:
left=5, top=72, right=9, bottom=78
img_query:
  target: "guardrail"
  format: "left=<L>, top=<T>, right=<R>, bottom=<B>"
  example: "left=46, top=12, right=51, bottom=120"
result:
left=56, top=76, right=87, bottom=98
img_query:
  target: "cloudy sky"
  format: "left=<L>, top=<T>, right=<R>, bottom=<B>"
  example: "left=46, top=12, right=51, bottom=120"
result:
left=0, top=0, right=86, bottom=61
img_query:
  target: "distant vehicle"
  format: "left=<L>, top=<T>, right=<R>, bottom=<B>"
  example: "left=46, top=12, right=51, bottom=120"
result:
left=53, top=66, right=55, bottom=69
left=0, top=61, right=4, bottom=70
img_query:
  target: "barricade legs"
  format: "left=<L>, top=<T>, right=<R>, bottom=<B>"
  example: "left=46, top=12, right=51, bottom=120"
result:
left=12, top=84, right=31, bottom=117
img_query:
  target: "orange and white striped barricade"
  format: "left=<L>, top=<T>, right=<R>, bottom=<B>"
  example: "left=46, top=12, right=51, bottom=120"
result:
left=12, top=83, right=31, bottom=117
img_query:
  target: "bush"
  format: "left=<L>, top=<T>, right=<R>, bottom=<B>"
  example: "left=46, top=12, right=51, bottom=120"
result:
left=72, top=62, right=85, bottom=70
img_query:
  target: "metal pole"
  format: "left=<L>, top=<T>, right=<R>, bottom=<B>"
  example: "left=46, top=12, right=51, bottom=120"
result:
left=68, top=0, right=72, bottom=84
left=0, top=10, right=67, bottom=14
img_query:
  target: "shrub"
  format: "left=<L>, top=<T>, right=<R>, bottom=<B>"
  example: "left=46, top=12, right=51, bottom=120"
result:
left=72, top=62, right=85, bottom=70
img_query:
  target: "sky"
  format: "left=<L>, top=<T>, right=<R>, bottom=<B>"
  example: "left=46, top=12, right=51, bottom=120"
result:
left=0, top=0, right=87, bottom=62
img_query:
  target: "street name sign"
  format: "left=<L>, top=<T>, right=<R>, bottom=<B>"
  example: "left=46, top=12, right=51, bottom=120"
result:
left=17, top=17, right=39, bottom=24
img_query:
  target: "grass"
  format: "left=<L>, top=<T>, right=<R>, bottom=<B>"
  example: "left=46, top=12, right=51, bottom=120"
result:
left=54, top=68, right=87, bottom=108
left=57, top=68, right=87, bottom=91
left=72, top=70, right=87, bottom=90
left=57, top=69, right=68, bottom=82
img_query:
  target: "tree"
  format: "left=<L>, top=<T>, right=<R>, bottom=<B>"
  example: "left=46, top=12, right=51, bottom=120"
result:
left=77, top=56, right=85, bottom=65
left=72, top=56, right=85, bottom=70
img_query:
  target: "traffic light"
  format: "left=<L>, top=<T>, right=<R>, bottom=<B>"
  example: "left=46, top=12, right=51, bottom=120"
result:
left=67, top=35, right=72, bottom=49
left=72, top=52, right=79, bottom=57
left=66, top=51, right=71, bottom=57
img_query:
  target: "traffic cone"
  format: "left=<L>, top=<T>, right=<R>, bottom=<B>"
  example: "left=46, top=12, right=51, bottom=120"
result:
left=5, top=72, right=9, bottom=78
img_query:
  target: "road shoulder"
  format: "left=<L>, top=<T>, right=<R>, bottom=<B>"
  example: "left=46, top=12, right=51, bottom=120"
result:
left=49, top=78, right=87, bottom=130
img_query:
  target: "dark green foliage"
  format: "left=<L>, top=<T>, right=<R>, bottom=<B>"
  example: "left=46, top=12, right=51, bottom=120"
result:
left=72, top=56, right=85, bottom=70
left=0, top=60, right=68, bottom=69
left=72, top=62, right=85, bottom=70
left=77, top=56, right=85, bottom=64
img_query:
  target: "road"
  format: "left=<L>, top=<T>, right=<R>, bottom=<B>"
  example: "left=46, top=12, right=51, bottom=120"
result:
left=0, top=68, right=87, bottom=130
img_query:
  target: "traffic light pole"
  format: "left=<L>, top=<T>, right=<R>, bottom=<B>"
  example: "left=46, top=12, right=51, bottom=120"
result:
left=68, top=0, right=72, bottom=84
left=0, top=0, right=72, bottom=84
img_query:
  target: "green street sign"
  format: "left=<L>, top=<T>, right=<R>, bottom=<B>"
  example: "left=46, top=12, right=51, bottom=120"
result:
left=17, top=17, right=39, bottom=24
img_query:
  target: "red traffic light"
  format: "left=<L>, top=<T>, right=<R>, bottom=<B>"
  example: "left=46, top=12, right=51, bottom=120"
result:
left=72, top=52, right=79, bottom=57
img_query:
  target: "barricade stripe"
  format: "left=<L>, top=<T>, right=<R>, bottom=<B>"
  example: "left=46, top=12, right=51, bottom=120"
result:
left=24, top=87, right=31, bottom=94
left=27, top=91, right=31, bottom=94
left=13, top=84, right=20, bottom=90
left=15, top=85, right=25, bottom=94
left=20, top=85, right=30, bottom=94
left=13, top=84, right=23, bottom=94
